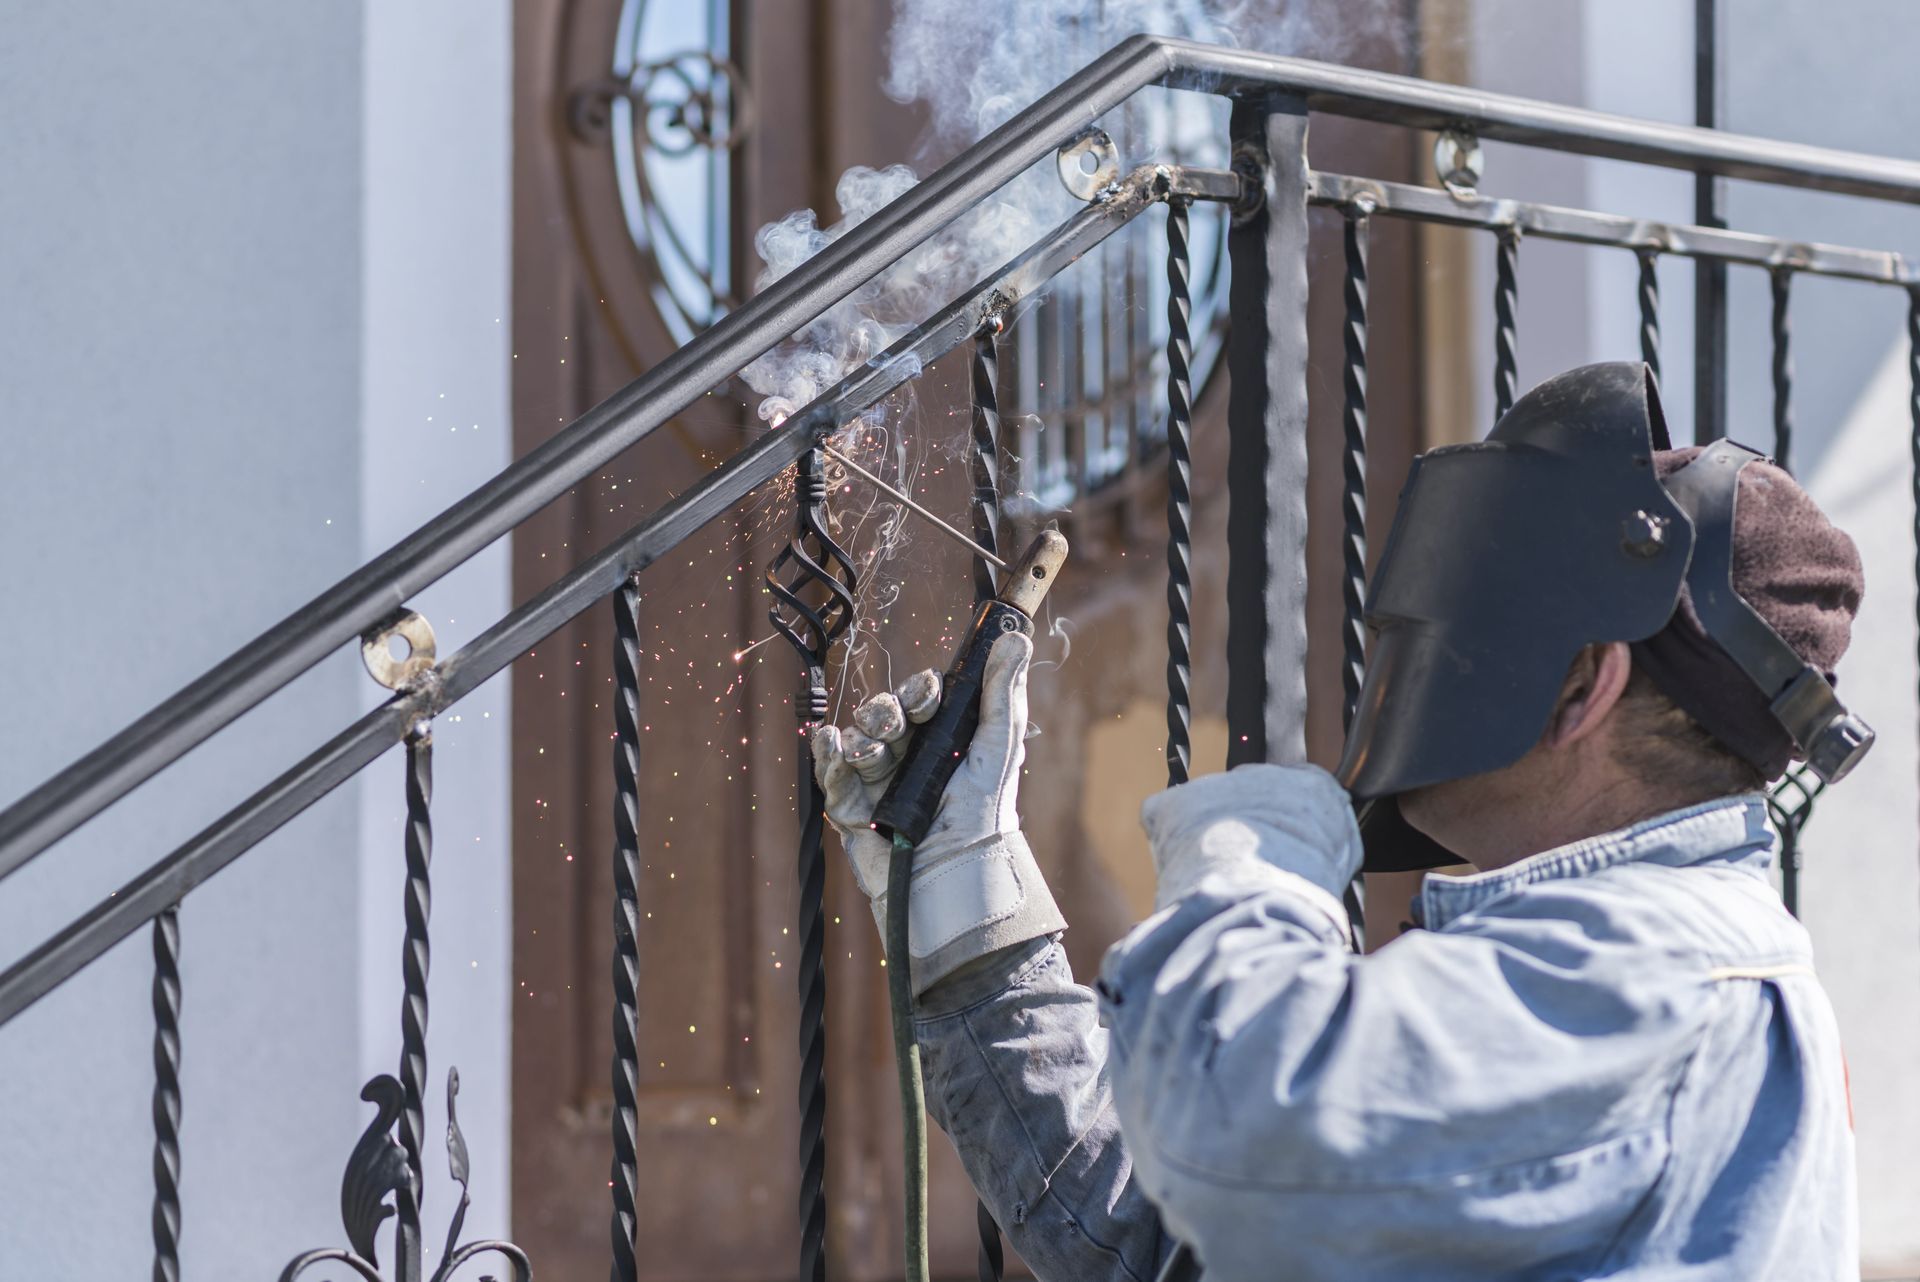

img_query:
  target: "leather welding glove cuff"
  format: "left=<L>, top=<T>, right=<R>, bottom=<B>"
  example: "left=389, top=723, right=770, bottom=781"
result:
left=1141, top=763, right=1362, bottom=939
left=813, top=631, right=1066, bottom=996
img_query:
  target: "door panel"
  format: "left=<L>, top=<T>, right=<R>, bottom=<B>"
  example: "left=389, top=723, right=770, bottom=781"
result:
left=512, top=2, right=1429, bottom=1277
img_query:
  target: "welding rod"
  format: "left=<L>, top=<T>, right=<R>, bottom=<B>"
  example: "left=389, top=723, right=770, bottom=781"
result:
left=819, top=442, right=1010, bottom=571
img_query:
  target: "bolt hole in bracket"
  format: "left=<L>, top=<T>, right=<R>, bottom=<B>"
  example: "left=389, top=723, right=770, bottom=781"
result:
left=361, top=609, right=438, bottom=691
left=1057, top=128, right=1121, bottom=201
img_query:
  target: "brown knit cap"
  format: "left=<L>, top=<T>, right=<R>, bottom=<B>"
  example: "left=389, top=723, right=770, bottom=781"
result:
left=1628, top=447, right=1865, bottom=778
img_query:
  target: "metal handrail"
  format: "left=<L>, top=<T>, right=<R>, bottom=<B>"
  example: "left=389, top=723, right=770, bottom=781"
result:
left=0, top=161, right=1193, bottom=1026
left=8, top=36, right=1920, bottom=885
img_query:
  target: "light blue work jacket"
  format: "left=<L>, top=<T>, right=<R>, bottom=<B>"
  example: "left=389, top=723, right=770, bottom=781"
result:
left=915, top=796, right=1857, bottom=1281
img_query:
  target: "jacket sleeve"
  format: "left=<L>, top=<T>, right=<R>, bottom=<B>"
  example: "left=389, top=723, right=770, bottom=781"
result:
left=1094, top=870, right=1716, bottom=1278
left=914, top=937, right=1175, bottom=1282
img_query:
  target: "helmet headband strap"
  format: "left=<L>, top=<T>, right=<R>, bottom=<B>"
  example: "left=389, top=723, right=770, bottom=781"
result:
left=1661, top=441, right=1873, bottom=784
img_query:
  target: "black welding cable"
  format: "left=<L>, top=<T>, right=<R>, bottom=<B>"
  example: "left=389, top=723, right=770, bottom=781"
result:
left=887, top=834, right=932, bottom=1282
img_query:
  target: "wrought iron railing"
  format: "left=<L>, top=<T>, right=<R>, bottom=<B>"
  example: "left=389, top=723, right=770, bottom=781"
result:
left=4, top=34, right=1920, bottom=1280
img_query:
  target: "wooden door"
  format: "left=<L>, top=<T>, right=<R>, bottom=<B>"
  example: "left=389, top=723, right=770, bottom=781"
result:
left=510, top=1, right=1432, bottom=1277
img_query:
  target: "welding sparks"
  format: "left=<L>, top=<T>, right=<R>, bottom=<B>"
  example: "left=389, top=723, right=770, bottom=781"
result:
left=733, top=633, right=781, bottom=663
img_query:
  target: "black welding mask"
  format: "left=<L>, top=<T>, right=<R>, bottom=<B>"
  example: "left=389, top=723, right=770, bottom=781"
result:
left=1339, top=361, right=1874, bottom=872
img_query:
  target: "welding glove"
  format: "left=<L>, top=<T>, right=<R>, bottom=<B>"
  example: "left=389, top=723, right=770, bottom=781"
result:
left=812, top=631, right=1067, bottom=997
left=1142, top=763, right=1362, bottom=938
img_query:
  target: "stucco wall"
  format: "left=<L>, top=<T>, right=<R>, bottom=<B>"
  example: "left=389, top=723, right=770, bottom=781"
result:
left=0, top=2, right=512, bottom=1275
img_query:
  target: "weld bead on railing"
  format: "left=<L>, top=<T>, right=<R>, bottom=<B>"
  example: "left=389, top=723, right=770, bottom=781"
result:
left=395, top=721, right=434, bottom=1277
left=969, top=322, right=1010, bottom=1282
left=1637, top=249, right=1661, bottom=384
left=1494, top=228, right=1520, bottom=421
left=610, top=577, right=643, bottom=1282
left=1164, top=197, right=1194, bottom=787
left=151, top=904, right=182, bottom=1282
left=1771, top=268, right=1795, bottom=474
left=766, top=448, right=856, bottom=1282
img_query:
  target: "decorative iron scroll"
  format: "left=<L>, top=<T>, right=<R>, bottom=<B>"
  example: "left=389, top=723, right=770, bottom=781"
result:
left=280, top=722, right=528, bottom=1282
left=564, top=0, right=751, bottom=349
left=767, top=447, right=857, bottom=1282
left=1767, top=764, right=1824, bottom=919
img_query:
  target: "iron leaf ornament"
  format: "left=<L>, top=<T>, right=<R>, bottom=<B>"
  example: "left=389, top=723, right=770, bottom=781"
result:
left=279, top=1068, right=531, bottom=1282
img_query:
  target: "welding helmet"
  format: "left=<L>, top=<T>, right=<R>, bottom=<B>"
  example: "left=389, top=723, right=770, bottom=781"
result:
left=1338, top=361, right=1873, bottom=872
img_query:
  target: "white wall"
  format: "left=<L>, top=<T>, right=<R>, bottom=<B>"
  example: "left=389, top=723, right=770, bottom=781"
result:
left=0, top=2, right=512, bottom=1276
left=358, top=0, right=515, bottom=1259
left=1463, top=4, right=1920, bottom=1272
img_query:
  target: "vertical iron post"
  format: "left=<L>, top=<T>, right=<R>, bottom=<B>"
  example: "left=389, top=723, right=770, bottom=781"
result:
left=969, top=324, right=1009, bottom=1282
left=1493, top=229, right=1520, bottom=421
left=971, top=328, right=1005, bottom=601
left=1770, top=269, right=1795, bottom=474
left=610, top=578, right=643, bottom=1282
left=790, top=537, right=829, bottom=1282
left=151, top=904, right=182, bottom=1282
left=1165, top=195, right=1195, bottom=787
left=1695, top=0, right=1728, bottom=441
left=975, top=1201, right=1006, bottom=1282
left=1769, top=268, right=1801, bottom=913
left=1338, top=204, right=1374, bottom=950
left=1224, top=94, right=1312, bottom=768
left=1339, top=207, right=1372, bottom=731
left=396, top=721, right=434, bottom=1282
left=1637, top=250, right=1662, bottom=385
left=767, top=447, right=856, bottom=1282
left=1909, top=289, right=1920, bottom=792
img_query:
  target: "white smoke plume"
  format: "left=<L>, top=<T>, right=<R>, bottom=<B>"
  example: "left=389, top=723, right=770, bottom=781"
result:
left=740, top=0, right=1410, bottom=425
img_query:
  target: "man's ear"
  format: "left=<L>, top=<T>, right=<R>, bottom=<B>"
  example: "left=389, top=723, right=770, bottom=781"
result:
left=1547, top=642, right=1633, bottom=748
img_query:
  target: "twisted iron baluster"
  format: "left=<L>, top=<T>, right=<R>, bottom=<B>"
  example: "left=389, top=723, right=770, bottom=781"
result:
left=767, top=447, right=856, bottom=1282
left=1337, top=205, right=1374, bottom=950
left=610, top=576, right=642, bottom=1282
left=968, top=322, right=1012, bottom=1282
left=1771, top=268, right=1795, bottom=474
left=974, top=1200, right=1006, bottom=1282
left=397, top=721, right=433, bottom=1282
left=1766, top=267, right=1802, bottom=910
left=1494, top=229, right=1520, bottom=421
left=1911, top=288, right=1920, bottom=790
left=1637, top=250, right=1661, bottom=385
left=281, top=614, right=527, bottom=1282
left=1165, top=197, right=1194, bottom=787
left=972, top=328, right=1004, bottom=601
left=1340, top=206, right=1372, bottom=731
left=151, top=904, right=182, bottom=1282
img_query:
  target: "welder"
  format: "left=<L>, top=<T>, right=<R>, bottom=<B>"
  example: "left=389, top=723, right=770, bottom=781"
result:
left=813, top=362, right=1870, bottom=1281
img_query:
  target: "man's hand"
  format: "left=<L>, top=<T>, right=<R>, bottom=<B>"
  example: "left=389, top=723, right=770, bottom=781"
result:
left=812, top=631, right=1065, bottom=995
left=1141, top=763, right=1362, bottom=928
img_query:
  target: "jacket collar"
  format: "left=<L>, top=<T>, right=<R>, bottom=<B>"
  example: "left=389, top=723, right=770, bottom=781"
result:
left=1416, top=794, right=1777, bottom=931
